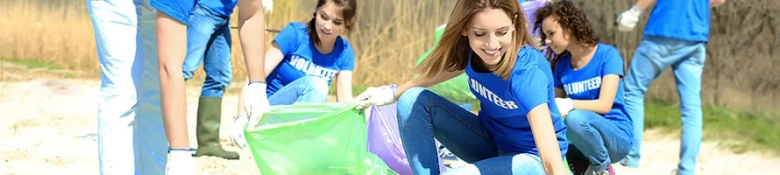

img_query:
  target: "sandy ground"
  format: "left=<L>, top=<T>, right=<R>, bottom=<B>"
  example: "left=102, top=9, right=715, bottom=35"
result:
left=1, top=64, right=778, bottom=175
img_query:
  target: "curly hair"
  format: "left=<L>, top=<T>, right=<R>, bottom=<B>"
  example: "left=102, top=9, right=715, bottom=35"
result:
left=532, top=1, right=599, bottom=70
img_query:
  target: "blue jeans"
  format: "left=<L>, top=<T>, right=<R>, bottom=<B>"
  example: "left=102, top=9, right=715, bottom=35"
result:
left=622, top=36, right=705, bottom=175
left=182, top=3, right=233, bottom=98
left=565, top=110, right=632, bottom=172
left=87, top=0, right=168, bottom=174
left=396, top=87, right=560, bottom=175
left=268, top=76, right=330, bottom=105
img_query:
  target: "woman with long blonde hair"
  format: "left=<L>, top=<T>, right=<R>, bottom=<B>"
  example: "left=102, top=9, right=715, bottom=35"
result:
left=356, top=0, right=569, bottom=174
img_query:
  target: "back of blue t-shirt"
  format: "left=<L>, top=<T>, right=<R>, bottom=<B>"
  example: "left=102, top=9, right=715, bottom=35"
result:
left=644, top=0, right=710, bottom=42
left=265, top=22, right=355, bottom=97
left=199, top=0, right=239, bottom=17
left=465, top=46, right=568, bottom=156
left=151, top=0, right=197, bottom=24
left=553, top=43, right=633, bottom=136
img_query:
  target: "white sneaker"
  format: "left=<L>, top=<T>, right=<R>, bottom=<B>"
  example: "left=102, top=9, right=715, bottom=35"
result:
left=584, top=165, right=610, bottom=175
left=437, top=146, right=465, bottom=168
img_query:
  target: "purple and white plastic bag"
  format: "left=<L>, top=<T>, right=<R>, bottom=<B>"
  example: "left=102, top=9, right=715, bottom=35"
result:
left=366, top=103, right=448, bottom=175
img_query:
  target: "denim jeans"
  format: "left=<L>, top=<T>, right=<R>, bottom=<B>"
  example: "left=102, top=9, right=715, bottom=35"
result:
left=182, top=3, right=233, bottom=98
left=87, top=0, right=167, bottom=174
left=622, top=35, right=706, bottom=175
left=565, top=110, right=632, bottom=172
left=396, top=87, right=568, bottom=175
left=268, top=76, right=330, bottom=105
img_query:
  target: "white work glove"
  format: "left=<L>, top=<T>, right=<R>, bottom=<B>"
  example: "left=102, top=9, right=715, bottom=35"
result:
left=230, top=115, right=250, bottom=148
left=232, top=82, right=270, bottom=149
left=262, top=0, right=274, bottom=14
left=355, top=85, right=397, bottom=110
left=243, top=82, right=270, bottom=120
left=554, top=98, right=574, bottom=117
left=165, top=149, right=195, bottom=175
left=616, top=6, right=643, bottom=32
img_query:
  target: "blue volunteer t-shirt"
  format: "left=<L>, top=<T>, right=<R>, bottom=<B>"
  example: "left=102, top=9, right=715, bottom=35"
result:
left=200, top=0, right=239, bottom=17
left=644, top=0, right=710, bottom=42
left=465, top=46, right=568, bottom=156
left=151, top=0, right=197, bottom=24
left=553, top=43, right=633, bottom=136
left=265, top=22, right=355, bottom=97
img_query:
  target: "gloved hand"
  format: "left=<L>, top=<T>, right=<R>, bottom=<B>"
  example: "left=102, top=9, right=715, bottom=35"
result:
left=616, top=6, right=643, bottom=32
left=554, top=98, right=574, bottom=117
left=165, top=149, right=195, bottom=175
left=230, top=115, right=250, bottom=148
left=355, top=86, right=397, bottom=110
left=233, top=82, right=270, bottom=149
left=262, top=0, right=274, bottom=14
left=243, top=82, right=270, bottom=120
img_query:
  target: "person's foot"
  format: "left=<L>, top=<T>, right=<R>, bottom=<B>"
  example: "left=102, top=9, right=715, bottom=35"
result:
left=606, top=164, right=616, bottom=175
left=619, top=158, right=639, bottom=168
left=193, top=145, right=240, bottom=160
left=584, top=165, right=610, bottom=175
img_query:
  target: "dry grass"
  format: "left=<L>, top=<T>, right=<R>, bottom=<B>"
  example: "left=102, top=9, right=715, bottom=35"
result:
left=0, top=0, right=454, bottom=86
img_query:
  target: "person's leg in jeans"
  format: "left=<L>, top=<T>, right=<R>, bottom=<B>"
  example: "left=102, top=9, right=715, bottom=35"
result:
left=87, top=0, right=142, bottom=173
left=267, top=76, right=330, bottom=105
left=445, top=133, right=572, bottom=175
left=565, top=110, right=632, bottom=174
left=621, top=36, right=702, bottom=172
left=396, top=87, right=549, bottom=175
left=134, top=0, right=169, bottom=174
left=186, top=5, right=240, bottom=159
left=199, top=22, right=233, bottom=99
left=444, top=152, right=550, bottom=175
left=671, top=43, right=706, bottom=175
left=621, top=36, right=674, bottom=167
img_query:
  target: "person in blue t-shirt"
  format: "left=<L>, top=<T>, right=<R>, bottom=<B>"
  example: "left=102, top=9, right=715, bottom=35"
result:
left=180, top=0, right=241, bottom=160
left=152, top=0, right=269, bottom=174
left=616, top=0, right=726, bottom=174
left=229, top=0, right=359, bottom=149
left=355, top=0, right=569, bottom=174
left=179, top=0, right=274, bottom=161
left=534, top=1, right=633, bottom=174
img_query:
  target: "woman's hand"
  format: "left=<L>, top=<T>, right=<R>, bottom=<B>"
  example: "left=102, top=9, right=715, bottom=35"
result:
left=354, top=86, right=397, bottom=110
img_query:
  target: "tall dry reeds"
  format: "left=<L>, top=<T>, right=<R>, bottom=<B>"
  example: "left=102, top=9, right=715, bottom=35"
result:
left=0, top=0, right=455, bottom=86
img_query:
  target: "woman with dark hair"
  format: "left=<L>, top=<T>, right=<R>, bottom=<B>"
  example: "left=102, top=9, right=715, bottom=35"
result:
left=534, top=1, right=633, bottom=174
left=230, top=0, right=359, bottom=148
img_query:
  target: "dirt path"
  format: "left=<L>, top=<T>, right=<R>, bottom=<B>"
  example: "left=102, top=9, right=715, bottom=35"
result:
left=0, top=66, right=777, bottom=175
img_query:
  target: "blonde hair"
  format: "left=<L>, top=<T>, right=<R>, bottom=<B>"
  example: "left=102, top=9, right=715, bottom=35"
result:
left=416, top=0, right=537, bottom=80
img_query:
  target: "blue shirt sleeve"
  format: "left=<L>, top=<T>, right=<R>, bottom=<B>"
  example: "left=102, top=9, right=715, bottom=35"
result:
left=339, top=43, right=356, bottom=71
left=273, top=23, right=302, bottom=56
left=151, top=0, right=196, bottom=25
left=602, top=48, right=625, bottom=77
left=511, top=68, right=550, bottom=114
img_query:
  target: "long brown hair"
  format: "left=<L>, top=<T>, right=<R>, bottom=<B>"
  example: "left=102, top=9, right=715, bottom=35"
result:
left=416, top=0, right=537, bottom=80
left=307, top=0, right=358, bottom=47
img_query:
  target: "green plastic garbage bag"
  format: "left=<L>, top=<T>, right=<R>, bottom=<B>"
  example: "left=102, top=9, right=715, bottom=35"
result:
left=415, top=24, right=477, bottom=104
left=244, top=102, right=397, bottom=175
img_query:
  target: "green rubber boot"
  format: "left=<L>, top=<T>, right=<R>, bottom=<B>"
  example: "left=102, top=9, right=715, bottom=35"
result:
left=193, top=97, right=240, bottom=160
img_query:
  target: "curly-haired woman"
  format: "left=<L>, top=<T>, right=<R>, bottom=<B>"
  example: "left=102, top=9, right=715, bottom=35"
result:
left=534, top=1, right=633, bottom=174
